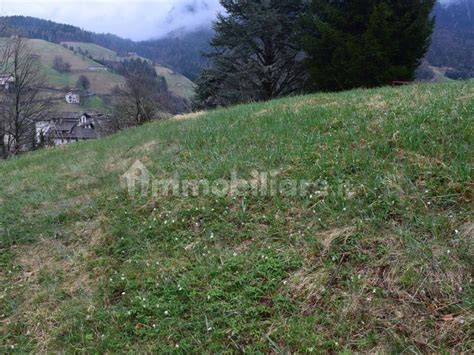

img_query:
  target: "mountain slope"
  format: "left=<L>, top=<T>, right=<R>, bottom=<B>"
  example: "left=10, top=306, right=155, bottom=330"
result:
left=0, top=38, right=124, bottom=93
left=0, top=16, right=209, bottom=81
left=426, top=0, right=474, bottom=78
left=31, top=39, right=124, bottom=94
left=61, top=41, right=120, bottom=61
left=1, top=80, right=472, bottom=352
left=3, top=4, right=473, bottom=82
left=1, top=38, right=195, bottom=112
left=0, top=37, right=125, bottom=112
left=62, top=41, right=196, bottom=100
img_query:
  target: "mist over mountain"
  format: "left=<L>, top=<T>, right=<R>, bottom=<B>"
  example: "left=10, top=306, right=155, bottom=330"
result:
left=161, top=1, right=220, bottom=38
left=1, top=0, right=472, bottom=82
left=0, top=0, right=221, bottom=41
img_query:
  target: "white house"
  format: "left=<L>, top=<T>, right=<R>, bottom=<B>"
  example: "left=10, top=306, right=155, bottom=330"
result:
left=65, top=92, right=81, bottom=104
left=87, top=66, right=108, bottom=72
left=0, top=74, right=14, bottom=90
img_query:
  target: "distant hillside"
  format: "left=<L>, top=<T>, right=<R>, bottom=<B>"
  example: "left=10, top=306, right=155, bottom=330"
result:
left=0, top=37, right=125, bottom=112
left=0, top=16, right=135, bottom=56
left=0, top=37, right=195, bottom=113
left=62, top=42, right=196, bottom=100
left=426, top=0, right=474, bottom=79
left=136, top=28, right=212, bottom=81
left=0, top=16, right=210, bottom=81
left=29, top=39, right=124, bottom=93
left=1, top=1, right=472, bottom=82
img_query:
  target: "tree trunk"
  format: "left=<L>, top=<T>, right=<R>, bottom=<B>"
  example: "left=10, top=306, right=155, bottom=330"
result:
left=0, top=135, right=7, bottom=159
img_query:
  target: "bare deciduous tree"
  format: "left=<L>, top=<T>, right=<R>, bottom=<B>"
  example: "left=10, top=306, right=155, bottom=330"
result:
left=111, top=61, right=163, bottom=130
left=53, top=56, right=71, bottom=73
left=0, top=36, right=51, bottom=157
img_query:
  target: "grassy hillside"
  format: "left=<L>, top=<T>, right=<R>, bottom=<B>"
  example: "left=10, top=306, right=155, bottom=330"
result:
left=27, top=39, right=124, bottom=94
left=1, top=81, right=473, bottom=352
left=61, top=41, right=121, bottom=61
left=1, top=38, right=123, bottom=112
left=155, top=65, right=196, bottom=100
left=62, top=41, right=196, bottom=99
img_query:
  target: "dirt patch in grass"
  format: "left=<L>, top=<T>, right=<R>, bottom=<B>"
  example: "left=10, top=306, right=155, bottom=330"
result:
left=173, top=111, right=206, bottom=121
left=139, top=140, right=160, bottom=152
left=459, top=221, right=473, bottom=239
left=366, top=94, right=388, bottom=111
left=255, top=108, right=273, bottom=117
left=457, top=92, right=474, bottom=102
left=286, top=267, right=329, bottom=314
left=319, top=226, right=357, bottom=254
left=396, top=148, right=447, bottom=169
left=9, top=217, right=107, bottom=350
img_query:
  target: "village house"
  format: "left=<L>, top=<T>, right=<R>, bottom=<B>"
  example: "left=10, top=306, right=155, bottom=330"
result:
left=65, top=92, right=81, bottom=104
left=87, top=66, right=108, bottom=72
left=0, top=74, right=14, bottom=90
left=36, top=112, right=110, bottom=146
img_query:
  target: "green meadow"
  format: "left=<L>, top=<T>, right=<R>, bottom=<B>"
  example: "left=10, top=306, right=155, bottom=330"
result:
left=0, top=80, right=472, bottom=352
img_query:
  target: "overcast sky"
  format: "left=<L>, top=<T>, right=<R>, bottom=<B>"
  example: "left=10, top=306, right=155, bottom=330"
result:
left=0, top=0, right=459, bottom=41
left=0, top=0, right=222, bottom=41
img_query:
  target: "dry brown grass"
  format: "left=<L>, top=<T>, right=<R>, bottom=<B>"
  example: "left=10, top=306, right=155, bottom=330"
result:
left=396, top=148, right=448, bottom=169
left=457, top=92, right=474, bottom=102
left=6, top=217, right=107, bottom=350
left=366, top=94, right=389, bottom=111
left=319, top=226, right=357, bottom=255
left=255, top=108, right=273, bottom=117
left=283, top=226, right=472, bottom=352
left=173, top=111, right=206, bottom=121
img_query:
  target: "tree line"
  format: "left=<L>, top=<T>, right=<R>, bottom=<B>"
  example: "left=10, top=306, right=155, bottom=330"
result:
left=196, top=0, right=436, bottom=108
left=1, top=2, right=471, bottom=86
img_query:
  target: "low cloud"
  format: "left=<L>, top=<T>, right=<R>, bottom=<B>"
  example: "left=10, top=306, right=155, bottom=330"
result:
left=0, top=0, right=222, bottom=40
left=1, top=0, right=460, bottom=40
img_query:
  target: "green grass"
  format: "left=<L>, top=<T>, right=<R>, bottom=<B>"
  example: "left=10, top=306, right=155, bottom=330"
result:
left=52, top=96, right=109, bottom=113
left=61, top=42, right=120, bottom=62
left=155, top=66, right=196, bottom=100
left=0, top=81, right=473, bottom=352
left=81, top=96, right=107, bottom=111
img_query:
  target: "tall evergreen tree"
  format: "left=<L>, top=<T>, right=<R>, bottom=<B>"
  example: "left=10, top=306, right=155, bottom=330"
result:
left=196, top=0, right=308, bottom=107
left=301, top=0, right=436, bottom=91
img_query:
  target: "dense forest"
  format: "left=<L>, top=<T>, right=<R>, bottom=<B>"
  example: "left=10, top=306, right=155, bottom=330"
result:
left=0, top=0, right=472, bottom=82
left=426, top=0, right=474, bottom=79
